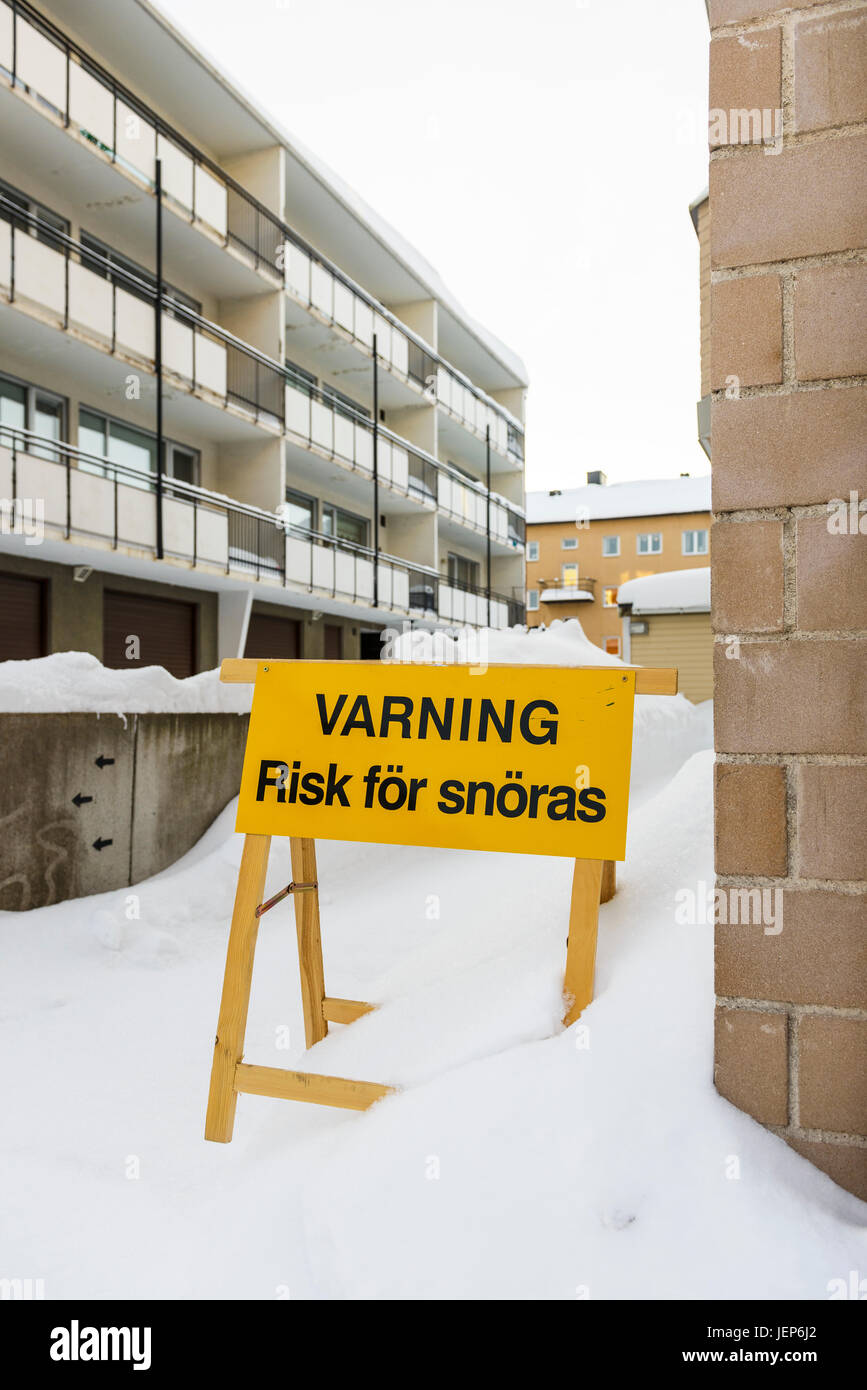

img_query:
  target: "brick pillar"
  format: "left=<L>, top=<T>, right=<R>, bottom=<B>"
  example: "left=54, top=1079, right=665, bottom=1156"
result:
left=707, top=0, right=867, bottom=1199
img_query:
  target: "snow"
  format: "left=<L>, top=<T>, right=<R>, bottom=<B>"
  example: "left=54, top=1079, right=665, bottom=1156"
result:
left=0, top=627, right=862, bottom=1298
left=617, top=567, right=711, bottom=613
left=527, top=475, right=711, bottom=524
left=0, top=652, right=251, bottom=716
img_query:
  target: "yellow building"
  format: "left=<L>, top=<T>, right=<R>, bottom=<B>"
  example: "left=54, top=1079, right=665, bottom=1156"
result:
left=525, top=473, right=711, bottom=654
left=616, top=568, right=712, bottom=703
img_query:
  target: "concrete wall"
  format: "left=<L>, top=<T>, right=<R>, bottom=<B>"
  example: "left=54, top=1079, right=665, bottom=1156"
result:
left=706, top=0, right=867, bottom=1200
left=0, top=712, right=248, bottom=909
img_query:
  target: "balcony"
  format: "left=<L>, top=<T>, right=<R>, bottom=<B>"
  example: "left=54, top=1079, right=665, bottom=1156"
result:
left=0, top=0, right=525, bottom=464
left=0, top=423, right=522, bottom=629
left=537, top=577, right=597, bottom=602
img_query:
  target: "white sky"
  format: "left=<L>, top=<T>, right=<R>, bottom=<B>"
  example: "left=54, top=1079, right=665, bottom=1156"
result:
left=158, top=0, right=711, bottom=489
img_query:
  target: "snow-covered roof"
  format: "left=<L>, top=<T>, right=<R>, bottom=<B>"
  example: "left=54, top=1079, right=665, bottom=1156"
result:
left=617, top=568, right=711, bottom=614
left=527, top=476, right=711, bottom=525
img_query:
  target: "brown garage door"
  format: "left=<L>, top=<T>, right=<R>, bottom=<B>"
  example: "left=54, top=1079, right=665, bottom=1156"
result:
left=104, top=590, right=196, bottom=678
left=0, top=572, right=45, bottom=660
left=245, top=612, right=301, bottom=660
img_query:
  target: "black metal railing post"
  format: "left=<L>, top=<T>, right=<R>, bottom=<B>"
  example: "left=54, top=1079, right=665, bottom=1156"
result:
left=372, top=333, right=379, bottom=608
left=155, top=157, right=164, bottom=560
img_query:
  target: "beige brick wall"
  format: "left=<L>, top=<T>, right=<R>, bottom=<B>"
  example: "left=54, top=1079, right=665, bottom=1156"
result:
left=707, top=0, right=867, bottom=1200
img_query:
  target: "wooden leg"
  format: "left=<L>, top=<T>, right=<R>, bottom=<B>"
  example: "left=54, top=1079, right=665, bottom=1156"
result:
left=290, top=837, right=328, bottom=1049
left=600, top=859, right=617, bottom=904
left=563, top=858, right=603, bottom=1026
left=205, top=833, right=271, bottom=1143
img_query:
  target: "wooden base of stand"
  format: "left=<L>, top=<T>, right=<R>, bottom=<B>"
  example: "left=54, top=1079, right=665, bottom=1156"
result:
left=204, top=836, right=616, bottom=1142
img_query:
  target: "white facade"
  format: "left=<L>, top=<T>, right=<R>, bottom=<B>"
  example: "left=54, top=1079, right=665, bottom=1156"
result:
left=0, top=0, right=527, bottom=664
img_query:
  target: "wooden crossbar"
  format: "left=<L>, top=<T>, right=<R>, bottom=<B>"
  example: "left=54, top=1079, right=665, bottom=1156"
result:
left=219, top=657, right=677, bottom=696
left=234, top=1063, right=393, bottom=1111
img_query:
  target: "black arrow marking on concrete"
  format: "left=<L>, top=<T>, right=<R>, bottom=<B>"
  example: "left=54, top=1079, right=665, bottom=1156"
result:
left=95, top=755, right=115, bottom=769
left=92, top=837, right=113, bottom=852
left=71, top=792, right=93, bottom=807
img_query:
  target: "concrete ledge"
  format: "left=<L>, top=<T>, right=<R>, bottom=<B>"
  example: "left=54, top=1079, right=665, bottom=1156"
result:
left=0, top=713, right=249, bottom=910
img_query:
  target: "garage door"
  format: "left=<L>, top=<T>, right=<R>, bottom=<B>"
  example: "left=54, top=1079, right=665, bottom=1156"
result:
left=104, top=590, right=196, bottom=679
left=0, top=572, right=45, bottom=659
left=245, top=612, right=301, bottom=660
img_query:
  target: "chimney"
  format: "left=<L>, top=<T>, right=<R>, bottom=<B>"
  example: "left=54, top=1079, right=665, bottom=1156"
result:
left=586, top=470, right=607, bottom=486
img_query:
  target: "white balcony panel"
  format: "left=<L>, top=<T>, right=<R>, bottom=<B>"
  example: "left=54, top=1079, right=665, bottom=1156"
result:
left=390, top=329, right=408, bottom=377
left=17, top=453, right=66, bottom=528
left=437, top=473, right=450, bottom=510
left=14, top=236, right=65, bottom=317
left=373, top=315, right=391, bottom=364
left=68, top=260, right=112, bottom=340
left=195, top=507, right=228, bottom=566
left=162, top=497, right=194, bottom=557
left=377, top=564, right=392, bottom=607
left=333, top=281, right=354, bottom=334
left=115, top=288, right=154, bottom=360
left=391, top=446, right=408, bottom=492
left=392, top=568, right=409, bottom=610
left=70, top=468, right=113, bottom=538
left=334, top=550, right=355, bottom=597
left=438, top=585, right=452, bottom=621
left=16, top=16, right=66, bottom=112
left=311, top=400, right=333, bottom=453
left=494, top=415, right=507, bottom=453
left=436, top=366, right=449, bottom=405
left=163, top=314, right=193, bottom=381
left=157, top=134, right=193, bottom=210
left=333, top=412, right=354, bottom=462
left=491, top=599, right=508, bottom=629
left=195, top=334, right=226, bottom=397
left=285, top=244, right=310, bottom=301
left=356, top=557, right=374, bottom=600
left=115, top=102, right=156, bottom=184
left=116, top=482, right=157, bottom=549
left=286, top=535, right=311, bottom=585
left=0, top=6, right=11, bottom=73
left=194, top=165, right=227, bottom=237
left=0, top=446, right=11, bottom=496
left=311, top=262, right=333, bottom=319
left=69, top=61, right=113, bottom=149
left=474, top=494, right=486, bottom=529
left=312, top=545, right=334, bottom=591
left=354, top=299, right=373, bottom=347
left=378, top=439, right=392, bottom=485
left=494, top=505, right=508, bottom=539
left=285, top=384, right=311, bottom=439
left=0, top=220, right=10, bottom=292
left=355, top=426, right=372, bottom=473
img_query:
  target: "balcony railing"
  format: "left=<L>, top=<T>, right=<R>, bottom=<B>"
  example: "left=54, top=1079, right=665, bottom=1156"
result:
left=0, top=423, right=523, bottom=627
left=0, top=0, right=525, bottom=459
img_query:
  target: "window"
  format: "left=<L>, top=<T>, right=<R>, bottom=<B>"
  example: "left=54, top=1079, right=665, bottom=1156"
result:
left=285, top=359, right=317, bottom=397
left=322, top=383, right=369, bottom=421
left=602, top=535, right=620, bottom=557
left=79, top=407, right=199, bottom=490
left=561, top=563, right=579, bottom=588
left=603, top=587, right=619, bottom=607
left=527, top=589, right=539, bottom=611
left=561, top=536, right=578, bottom=550
left=682, top=528, right=709, bottom=555
left=637, top=532, right=663, bottom=555
left=322, top=504, right=369, bottom=548
left=80, top=232, right=201, bottom=317
left=604, top=636, right=621, bottom=656
left=284, top=488, right=317, bottom=533
left=0, top=178, right=69, bottom=249
left=527, top=540, right=539, bottom=563
left=0, top=373, right=66, bottom=460
left=448, top=552, right=481, bottom=589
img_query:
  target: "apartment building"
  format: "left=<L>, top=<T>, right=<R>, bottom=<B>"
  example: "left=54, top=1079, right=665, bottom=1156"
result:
left=525, top=472, right=711, bottom=653
left=0, top=0, right=527, bottom=675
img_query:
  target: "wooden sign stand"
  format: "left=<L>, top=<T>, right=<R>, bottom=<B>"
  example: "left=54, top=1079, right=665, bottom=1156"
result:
left=204, top=661, right=676, bottom=1142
